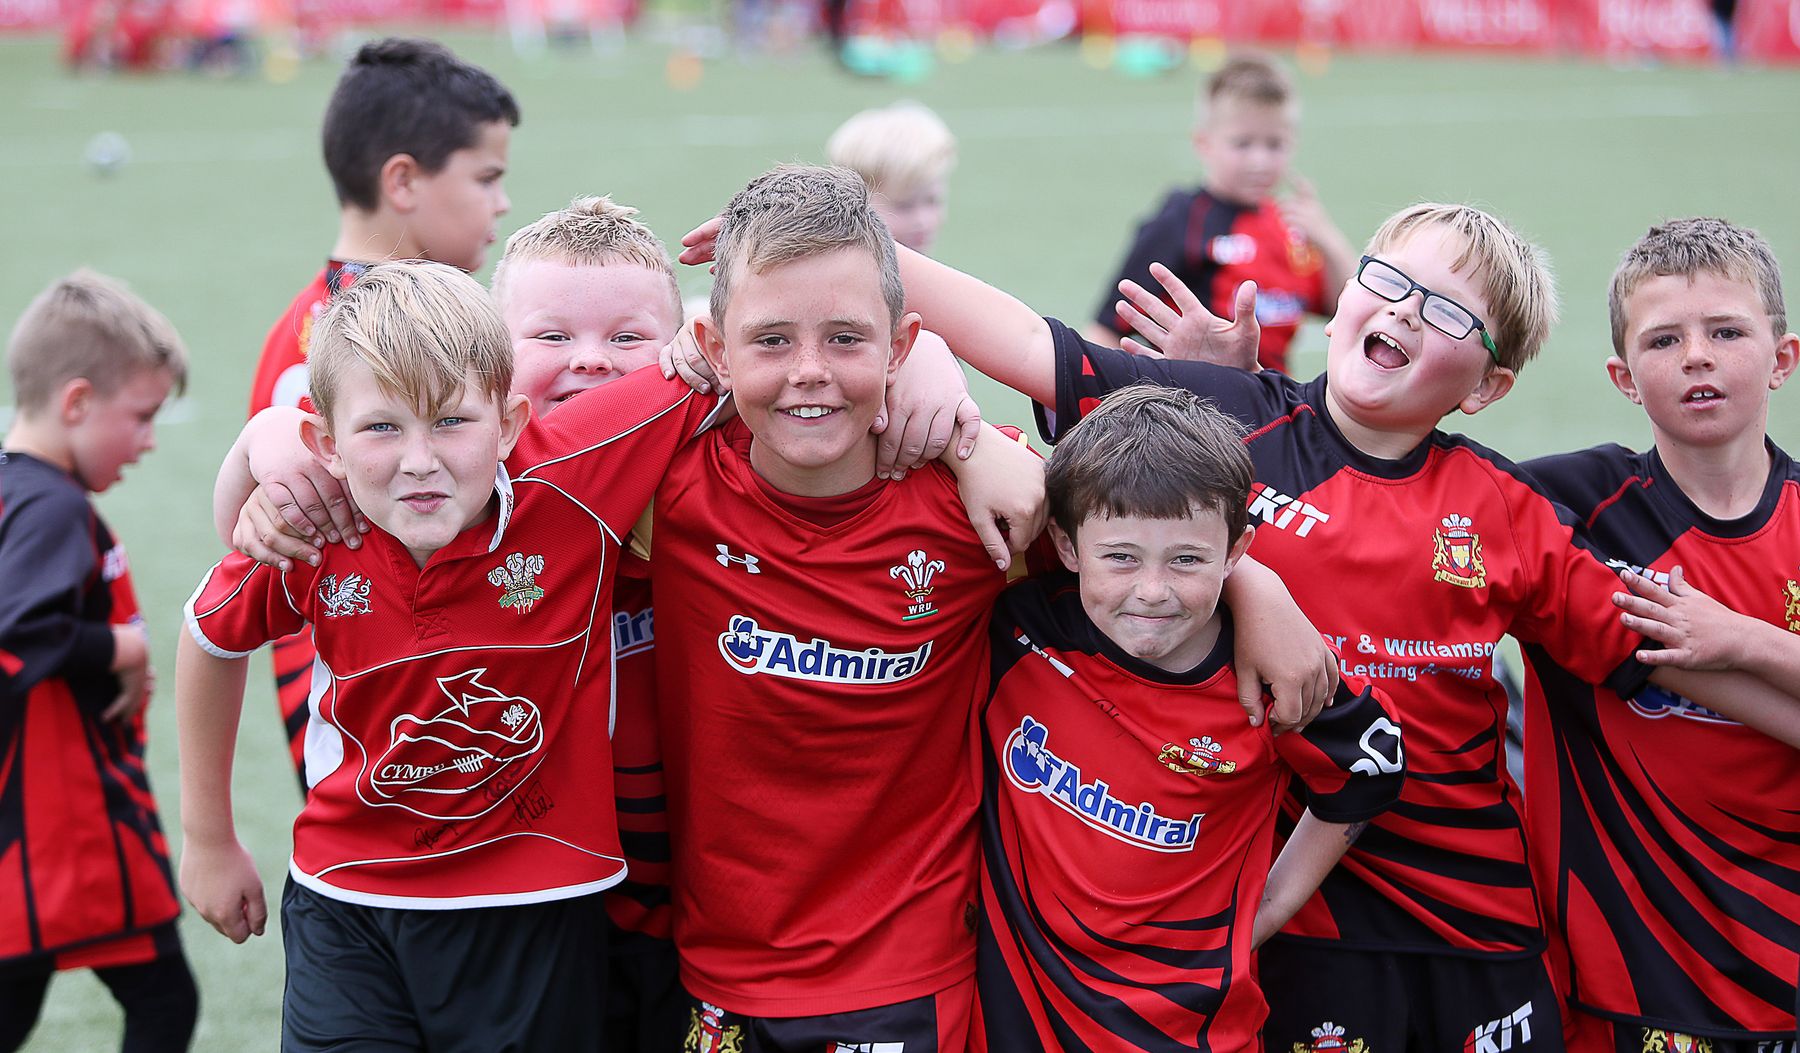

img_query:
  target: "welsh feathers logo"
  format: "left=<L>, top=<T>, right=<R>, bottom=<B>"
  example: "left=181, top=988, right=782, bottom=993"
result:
left=890, top=549, right=946, bottom=621
left=1432, top=514, right=1486, bottom=589
left=368, top=668, right=543, bottom=817
left=1291, top=1022, right=1368, bottom=1052
left=318, top=574, right=372, bottom=618
left=488, top=552, right=546, bottom=613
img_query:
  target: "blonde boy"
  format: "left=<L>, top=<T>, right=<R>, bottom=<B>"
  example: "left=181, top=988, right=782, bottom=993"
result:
left=1087, top=51, right=1354, bottom=374
left=1518, top=218, right=1800, bottom=1051
left=826, top=101, right=957, bottom=254
left=890, top=202, right=1800, bottom=1051
left=178, top=260, right=722, bottom=1053
left=1, top=270, right=195, bottom=1053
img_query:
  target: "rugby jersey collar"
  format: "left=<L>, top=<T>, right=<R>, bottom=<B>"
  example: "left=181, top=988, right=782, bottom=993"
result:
left=486, top=463, right=516, bottom=553
left=1308, top=375, right=1436, bottom=480
left=1089, top=604, right=1236, bottom=687
left=1647, top=437, right=1793, bottom=540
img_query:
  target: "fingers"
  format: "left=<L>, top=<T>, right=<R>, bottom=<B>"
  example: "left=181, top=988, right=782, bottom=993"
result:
left=678, top=217, right=723, bottom=265
left=245, top=885, right=269, bottom=938
left=1149, top=262, right=1206, bottom=316
left=1118, top=277, right=1183, bottom=336
left=237, top=499, right=321, bottom=570
left=664, top=331, right=718, bottom=394
left=1236, top=683, right=1267, bottom=729
left=953, top=395, right=982, bottom=460
left=876, top=404, right=938, bottom=480
left=1119, top=337, right=1165, bottom=359
left=974, top=513, right=1012, bottom=573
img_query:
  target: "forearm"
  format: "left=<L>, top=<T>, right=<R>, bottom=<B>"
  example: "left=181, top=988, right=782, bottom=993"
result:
left=176, top=632, right=251, bottom=845
left=1254, top=811, right=1363, bottom=947
left=896, top=244, right=1058, bottom=405
left=1729, top=617, right=1800, bottom=688
left=1652, top=667, right=1800, bottom=750
left=211, top=407, right=307, bottom=544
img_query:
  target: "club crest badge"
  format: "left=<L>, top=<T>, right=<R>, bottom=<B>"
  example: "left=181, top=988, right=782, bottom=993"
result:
left=1158, top=735, right=1238, bottom=777
left=318, top=574, right=372, bottom=617
left=1640, top=1030, right=1714, bottom=1053
left=487, top=553, right=545, bottom=614
left=684, top=1002, right=744, bottom=1053
left=1432, top=514, right=1486, bottom=589
left=1784, top=579, right=1799, bottom=632
left=1291, top=1021, right=1368, bottom=1052
left=890, top=549, right=946, bottom=621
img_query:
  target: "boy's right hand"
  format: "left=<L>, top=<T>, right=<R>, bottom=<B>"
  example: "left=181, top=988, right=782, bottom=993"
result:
left=679, top=217, right=723, bottom=267
left=235, top=484, right=326, bottom=570
left=1116, top=265, right=1261, bottom=371
left=179, top=837, right=267, bottom=943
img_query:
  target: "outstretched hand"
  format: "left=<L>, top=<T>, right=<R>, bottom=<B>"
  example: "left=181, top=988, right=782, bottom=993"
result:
left=680, top=217, right=723, bottom=268
left=1616, top=566, right=1746, bottom=670
left=1116, top=264, right=1261, bottom=370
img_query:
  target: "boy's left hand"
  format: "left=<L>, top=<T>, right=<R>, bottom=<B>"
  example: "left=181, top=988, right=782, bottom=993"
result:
left=951, top=426, right=1046, bottom=572
left=876, top=330, right=982, bottom=481
left=679, top=217, right=723, bottom=268
left=1116, top=264, right=1261, bottom=370
left=1232, top=580, right=1338, bottom=732
left=660, top=326, right=722, bottom=395
left=235, top=484, right=324, bottom=570
left=1617, top=565, right=1744, bottom=669
left=103, top=622, right=154, bottom=724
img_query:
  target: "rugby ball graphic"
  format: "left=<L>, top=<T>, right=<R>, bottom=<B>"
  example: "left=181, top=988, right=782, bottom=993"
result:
left=371, top=669, right=543, bottom=802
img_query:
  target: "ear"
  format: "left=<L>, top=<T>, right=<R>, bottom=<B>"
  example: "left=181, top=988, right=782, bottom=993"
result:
left=300, top=415, right=347, bottom=481
left=886, top=311, right=923, bottom=385
left=693, top=314, right=731, bottom=386
left=1457, top=365, right=1515, bottom=416
left=1770, top=332, right=1799, bottom=391
left=1222, top=524, right=1256, bottom=574
left=380, top=153, right=423, bottom=213
left=58, top=377, right=95, bottom=425
left=1048, top=519, right=1080, bottom=574
left=1604, top=353, right=1642, bottom=404
left=495, top=393, right=533, bottom=461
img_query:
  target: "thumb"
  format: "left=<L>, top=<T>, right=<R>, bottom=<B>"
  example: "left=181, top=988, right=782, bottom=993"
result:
left=1232, top=280, right=1258, bottom=322
left=1237, top=677, right=1266, bottom=728
left=975, top=515, right=1012, bottom=573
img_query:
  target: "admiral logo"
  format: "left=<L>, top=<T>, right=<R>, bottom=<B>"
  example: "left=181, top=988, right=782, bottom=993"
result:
left=1432, top=514, right=1487, bottom=589
left=1464, top=1000, right=1533, bottom=1052
left=318, top=573, right=372, bottom=618
left=1210, top=233, right=1257, bottom=265
left=1292, top=1021, right=1368, bottom=1052
left=717, top=616, right=931, bottom=684
left=1628, top=685, right=1737, bottom=727
left=1005, top=716, right=1203, bottom=852
left=1248, top=482, right=1330, bottom=538
left=890, top=548, right=946, bottom=621
left=612, top=607, right=653, bottom=658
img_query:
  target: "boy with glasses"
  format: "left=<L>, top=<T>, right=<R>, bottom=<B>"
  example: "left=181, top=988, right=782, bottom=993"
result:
left=874, top=201, right=1798, bottom=1051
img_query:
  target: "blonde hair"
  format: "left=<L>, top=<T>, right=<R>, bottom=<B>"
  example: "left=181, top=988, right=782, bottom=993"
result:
left=491, top=195, right=682, bottom=321
left=1198, top=52, right=1294, bottom=124
left=1366, top=203, right=1558, bottom=373
left=1609, top=217, right=1787, bottom=355
left=309, top=260, right=512, bottom=424
left=709, top=164, right=904, bottom=331
left=825, top=102, right=957, bottom=200
left=7, top=269, right=188, bottom=414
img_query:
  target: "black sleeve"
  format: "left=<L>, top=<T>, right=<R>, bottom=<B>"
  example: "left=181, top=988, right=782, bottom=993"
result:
left=1092, top=190, right=1192, bottom=335
left=1035, top=316, right=1293, bottom=445
left=1274, top=679, right=1406, bottom=824
left=0, top=485, right=112, bottom=706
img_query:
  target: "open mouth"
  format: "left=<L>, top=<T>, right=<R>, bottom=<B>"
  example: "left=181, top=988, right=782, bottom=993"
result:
left=1682, top=386, right=1724, bottom=405
left=779, top=406, right=838, bottom=420
left=1363, top=331, right=1410, bottom=370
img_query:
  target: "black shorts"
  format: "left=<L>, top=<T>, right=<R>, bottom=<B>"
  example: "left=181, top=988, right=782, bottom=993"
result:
left=679, top=978, right=973, bottom=1053
left=604, top=924, right=683, bottom=1053
left=1260, top=940, right=1562, bottom=1053
left=281, top=878, right=609, bottom=1053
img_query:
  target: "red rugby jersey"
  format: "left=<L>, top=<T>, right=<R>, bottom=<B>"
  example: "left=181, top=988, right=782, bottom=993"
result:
left=1521, top=442, right=1800, bottom=1038
left=605, top=561, right=671, bottom=940
left=977, top=575, right=1404, bottom=1052
left=1093, top=187, right=1329, bottom=373
left=652, top=420, right=1004, bottom=1016
left=0, top=451, right=181, bottom=966
left=1037, top=318, right=1652, bottom=958
left=185, top=370, right=719, bottom=908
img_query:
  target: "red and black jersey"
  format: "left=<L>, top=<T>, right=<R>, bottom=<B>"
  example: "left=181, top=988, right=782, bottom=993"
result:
left=605, top=559, right=670, bottom=940
left=977, top=574, right=1404, bottom=1052
left=250, top=259, right=368, bottom=782
left=651, top=419, right=1005, bottom=1017
left=185, top=370, right=720, bottom=909
left=1092, top=187, right=1329, bottom=374
left=1520, top=441, right=1800, bottom=1038
left=1036, top=318, right=1653, bottom=959
left=0, top=451, right=181, bottom=967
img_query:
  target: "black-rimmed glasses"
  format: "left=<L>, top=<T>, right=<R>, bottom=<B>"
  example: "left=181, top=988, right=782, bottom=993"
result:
left=1356, top=256, right=1500, bottom=364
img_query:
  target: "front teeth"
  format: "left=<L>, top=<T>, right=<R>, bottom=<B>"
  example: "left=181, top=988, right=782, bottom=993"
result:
left=786, top=406, right=831, bottom=419
left=1373, top=333, right=1404, bottom=352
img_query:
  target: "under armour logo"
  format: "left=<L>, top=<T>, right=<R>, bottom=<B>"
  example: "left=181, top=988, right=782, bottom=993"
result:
left=715, top=544, right=761, bottom=574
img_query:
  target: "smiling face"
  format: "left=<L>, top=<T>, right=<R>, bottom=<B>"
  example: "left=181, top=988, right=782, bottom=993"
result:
left=698, top=246, right=918, bottom=497
left=1193, top=98, right=1294, bottom=207
left=308, top=359, right=529, bottom=566
left=406, top=120, right=512, bottom=273
left=504, top=259, right=682, bottom=418
left=66, top=366, right=175, bottom=493
left=1053, top=507, right=1253, bottom=674
left=1609, top=270, right=1798, bottom=453
left=1322, top=222, right=1516, bottom=458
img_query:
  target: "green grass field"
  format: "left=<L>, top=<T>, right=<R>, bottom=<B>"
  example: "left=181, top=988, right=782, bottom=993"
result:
left=3, top=28, right=1798, bottom=1049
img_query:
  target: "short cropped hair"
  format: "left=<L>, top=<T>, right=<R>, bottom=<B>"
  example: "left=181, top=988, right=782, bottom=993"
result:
left=1047, top=384, right=1253, bottom=543
left=7, top=269, right=188, bottom=414
left=308, top=260, right=512, bottom=425
left=1366, top=203, right=1557, bottom=373
left=709, top=164, right=904, bottom=332
left=322, top=38, right=519, bottom=212
left=825, top=102, right=958, bottom=199
left=492, top=195, right=682, bottom=320
left=1199, top=51, right=1293, bottom=122
left=1609, top=217, right=1787, bottom=355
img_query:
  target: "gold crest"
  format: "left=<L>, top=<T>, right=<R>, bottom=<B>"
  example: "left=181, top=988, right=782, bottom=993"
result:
left=685, top=1003, right=744, bottom=1053
left=1432, top=514, right=1486, bottom=589
left=1640, top=1029, right=1713, bottom=1053
left=1784, top=579, right=1799, bottom=632
left=1291, top=1021, right=1368, bottom=1052
left=1158, top=735, right=1239, bottom=777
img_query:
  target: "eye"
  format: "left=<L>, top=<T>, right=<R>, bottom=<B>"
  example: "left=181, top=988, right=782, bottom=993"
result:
left=533, top=331, right=569, bottom=343
left=1647, top=334, right=1678, bottom=350
left=755, top=334, right=788, bottom=349
left=365, top=422, right=397, bottom=434
left=830, top=332, right=866, bottom=347
left=1101, top=552, right=1137, bottom=565
left=436, top=416, right=467, bottom=428
left=1171, top=554, right=1202, bottom=567
left=1715, top=327, right=1744, bottom=340
left=613, top=332, right=646, bottom=344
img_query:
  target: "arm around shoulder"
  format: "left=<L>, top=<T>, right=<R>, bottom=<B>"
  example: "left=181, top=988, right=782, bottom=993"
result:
left=895, top=244, right=1059, bottom=406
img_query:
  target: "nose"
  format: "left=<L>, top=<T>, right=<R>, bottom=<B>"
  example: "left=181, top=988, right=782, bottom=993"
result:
left=570, top=343, right=615, bottom=376
left=787, top=342, right=831, bottom=386
left=495, top=183, right=511, bottom=218
left=1683, top=335, right=1716, bottom=370
left=1132, top=567, right=1176, bottom=605
left=398, top=431, right=439, bottom=477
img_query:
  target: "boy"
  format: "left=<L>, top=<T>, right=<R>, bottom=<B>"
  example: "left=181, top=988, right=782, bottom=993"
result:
left=250, top=37, right=518, bottom=784
left=1517, top=218, right=1800, bottom=1052
left=178, top=260, right=722, bottom=1051
left=660, top=164, right=1330, bottom=1051
left=1086, top=51, right=1354, bottom=374
left=979, top=383, right=1405, bottom=1051
left=826, top=101, right=957, bottom=255
left=0, top=271, right=196, bottom=1052
left=876, top=201, right=1800, bottom=1050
